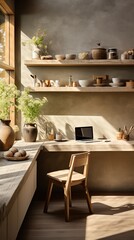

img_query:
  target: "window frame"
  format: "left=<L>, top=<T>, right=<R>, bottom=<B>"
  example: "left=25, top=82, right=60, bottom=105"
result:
left=0, top=1, right=15, bottom=124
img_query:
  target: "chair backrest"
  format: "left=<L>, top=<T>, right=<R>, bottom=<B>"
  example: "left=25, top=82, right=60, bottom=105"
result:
left=65, top=152, right=90, bottom=192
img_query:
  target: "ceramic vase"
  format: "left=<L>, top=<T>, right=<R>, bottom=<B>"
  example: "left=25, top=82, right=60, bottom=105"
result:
left=23, top=123, right=38, bottom=142
left=0, top=119, right=15, bottom=151
left=32, top=45, right=40, bottom=59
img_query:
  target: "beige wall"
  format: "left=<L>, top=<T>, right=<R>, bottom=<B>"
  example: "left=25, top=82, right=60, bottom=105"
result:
left=14, top=0, right=134, bottom=195
left=15, top=0, right=134, bottom=140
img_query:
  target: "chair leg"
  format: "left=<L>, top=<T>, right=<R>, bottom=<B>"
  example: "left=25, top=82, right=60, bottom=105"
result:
left=44, top=180, right=53, bottom=213
left=82, top=182, right=93, bottom=214
left=69, top=188, right=72, bottom=207
left=64, top=188, right=70, bottom=221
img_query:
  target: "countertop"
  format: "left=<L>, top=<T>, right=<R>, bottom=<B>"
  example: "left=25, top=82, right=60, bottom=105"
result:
left=0, top=141, right=42, bottom=221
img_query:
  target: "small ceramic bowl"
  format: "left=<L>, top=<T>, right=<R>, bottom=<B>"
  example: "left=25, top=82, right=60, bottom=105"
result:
left=112, top=78, right=120, bottom=84
left=65, top=54, right=76, bottom=60
left=55, top=54, right=65, bottom=60
left=78, top=79, right=93, bottom=87
left=78, top=52, right=89, bottom=60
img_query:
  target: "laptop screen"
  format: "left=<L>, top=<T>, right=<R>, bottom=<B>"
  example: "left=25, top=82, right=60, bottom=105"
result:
left=75, top=126, right=93, bottom=140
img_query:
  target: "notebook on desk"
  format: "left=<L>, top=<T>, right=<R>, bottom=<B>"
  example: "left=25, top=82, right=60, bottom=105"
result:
left=75, top=126, right=101, bottom=143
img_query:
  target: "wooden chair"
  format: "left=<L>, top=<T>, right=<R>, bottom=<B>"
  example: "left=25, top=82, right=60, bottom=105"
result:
left=43, top=151, right=93, bottom=221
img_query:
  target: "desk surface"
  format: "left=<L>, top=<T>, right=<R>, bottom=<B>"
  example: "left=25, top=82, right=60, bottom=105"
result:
left=43, top=139, right=134, bottom=152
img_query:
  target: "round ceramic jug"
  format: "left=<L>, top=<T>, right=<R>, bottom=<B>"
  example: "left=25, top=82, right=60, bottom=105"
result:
left=0, top=119, right=15, bottom=151
left=91, top=47, right=107, bottom=59
left=23, top=123, right=38, bottom=142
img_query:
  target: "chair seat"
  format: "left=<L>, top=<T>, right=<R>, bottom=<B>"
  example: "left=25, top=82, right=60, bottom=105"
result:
left=47, top=169, right=85, bottom=183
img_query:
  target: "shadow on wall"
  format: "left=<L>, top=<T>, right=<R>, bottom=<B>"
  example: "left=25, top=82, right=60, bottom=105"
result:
left=37, top=115, right=132, bottom=141
left=37, top=117, right=74, bottom=140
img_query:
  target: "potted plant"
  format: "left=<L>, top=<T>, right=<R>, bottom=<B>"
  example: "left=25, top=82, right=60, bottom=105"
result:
left=22, top=28, right=51, bottom=59
left=17, top=88, right=48, bottom=142
left=0, top=80, right=20, bottom=150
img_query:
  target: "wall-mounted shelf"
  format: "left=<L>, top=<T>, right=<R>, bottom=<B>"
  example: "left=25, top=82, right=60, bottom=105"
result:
left=24, top=59, right=134, bottom=67
left=29, top=86, right=134, bottom=93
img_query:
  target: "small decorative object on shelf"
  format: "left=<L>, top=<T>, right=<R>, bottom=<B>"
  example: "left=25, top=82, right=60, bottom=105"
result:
left=108, top=48, right=118, bottom=59
left=30, top=74, right=37, bottom=87
left=50, top=80, right=60, bottom=87
left=116, top=125, right=134, bottom=141
left=116, top=128, right=124, bottom=140
left=55, top=54, right=65, bottom=60
left=126, top=80, right=134, bottom=88
left=72, top=81, right=77, bottom=87
left=127, top=49, right=134, bottom=59
left=44, top=80, right=51, bottom=87
left=121, top=51, right=128, bottom=60
left=91, top=43, right=107, bottom=59
left=78, top=52, right=89, bottom=60
left=56, top=131, right=62, bottom=141
left=122, top=125, right=134, bottom=141
left=65, top=54, right=76, bottom=60
left=22, top=28, right=52, bottom=59
left=40, top=55, right=53, bottom=60
left=47, top=126, right=54, bottom=141
left=68, top=75, right=72, bottom=87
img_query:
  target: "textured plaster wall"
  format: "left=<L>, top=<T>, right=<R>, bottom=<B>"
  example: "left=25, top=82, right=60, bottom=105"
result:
left=16, top=0, right=134, bottom=140
left=15, top=0, right=134, bottom=194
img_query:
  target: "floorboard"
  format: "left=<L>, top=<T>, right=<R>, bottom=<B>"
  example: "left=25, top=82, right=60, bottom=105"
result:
left=17, top=195, right=134, bottom=240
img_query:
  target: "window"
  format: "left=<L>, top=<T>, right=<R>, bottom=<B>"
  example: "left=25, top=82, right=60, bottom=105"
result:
left=0, top=1, right=15, bottom=123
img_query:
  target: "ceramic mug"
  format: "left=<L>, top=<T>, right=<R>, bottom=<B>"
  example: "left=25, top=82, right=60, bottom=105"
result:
left=56, top=133, right=62, bottom=141
left=112, top=78, right=120, bottom=84
left=50, top=80, right=60, bottom=87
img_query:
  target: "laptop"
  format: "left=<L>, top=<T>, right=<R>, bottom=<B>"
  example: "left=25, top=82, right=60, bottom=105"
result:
left=75, top=126, right=100, bottom=143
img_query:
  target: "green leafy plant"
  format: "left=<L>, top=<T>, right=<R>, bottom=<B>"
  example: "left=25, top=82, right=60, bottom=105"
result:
left=22, top=28, right=51, bottom=55
left=0, top=80, right=19, bottom=120
left=17, top=88, right=48, bottom=123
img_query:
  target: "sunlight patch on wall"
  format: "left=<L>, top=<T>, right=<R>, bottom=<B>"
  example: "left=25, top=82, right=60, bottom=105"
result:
left=37, top=115, right=117, bottom=140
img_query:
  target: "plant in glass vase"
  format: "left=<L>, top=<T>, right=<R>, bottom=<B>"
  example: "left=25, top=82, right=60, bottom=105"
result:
left=0, top=80, right=20, bottom=150
left=17, top=88, right=48, bottom=142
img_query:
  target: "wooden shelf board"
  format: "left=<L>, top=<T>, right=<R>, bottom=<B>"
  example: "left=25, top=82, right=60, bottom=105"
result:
left=29, top=86, right=134, bottom=93
left=24, top=59, right=134, bottom=67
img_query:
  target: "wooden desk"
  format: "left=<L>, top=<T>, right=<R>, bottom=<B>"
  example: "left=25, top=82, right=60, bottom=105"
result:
left=43, top=139, right=134, bottom=152
left=36, top=140, right=134, bottom=198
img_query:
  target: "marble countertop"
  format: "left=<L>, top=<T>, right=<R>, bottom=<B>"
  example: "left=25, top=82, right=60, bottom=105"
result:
left=0, top=141, right=42, bottom=220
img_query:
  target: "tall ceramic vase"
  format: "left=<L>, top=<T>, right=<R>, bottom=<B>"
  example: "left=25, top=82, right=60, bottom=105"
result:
left=23, top=123, right=38, bottom=142
left=32, top=45, right=40, bottom=59
left=0, top=119, right=15, bottom=151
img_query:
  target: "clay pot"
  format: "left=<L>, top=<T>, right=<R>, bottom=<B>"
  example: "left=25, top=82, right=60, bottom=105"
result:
left=0, top=119, right=15, bottom=151
left=91, top=47, right=107, bottom=59
left=23, top=123, right=38, bottom=142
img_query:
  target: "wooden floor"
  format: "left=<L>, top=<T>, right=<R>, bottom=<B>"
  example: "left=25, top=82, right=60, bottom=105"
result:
left=17, top=195, right=134, bottom=240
